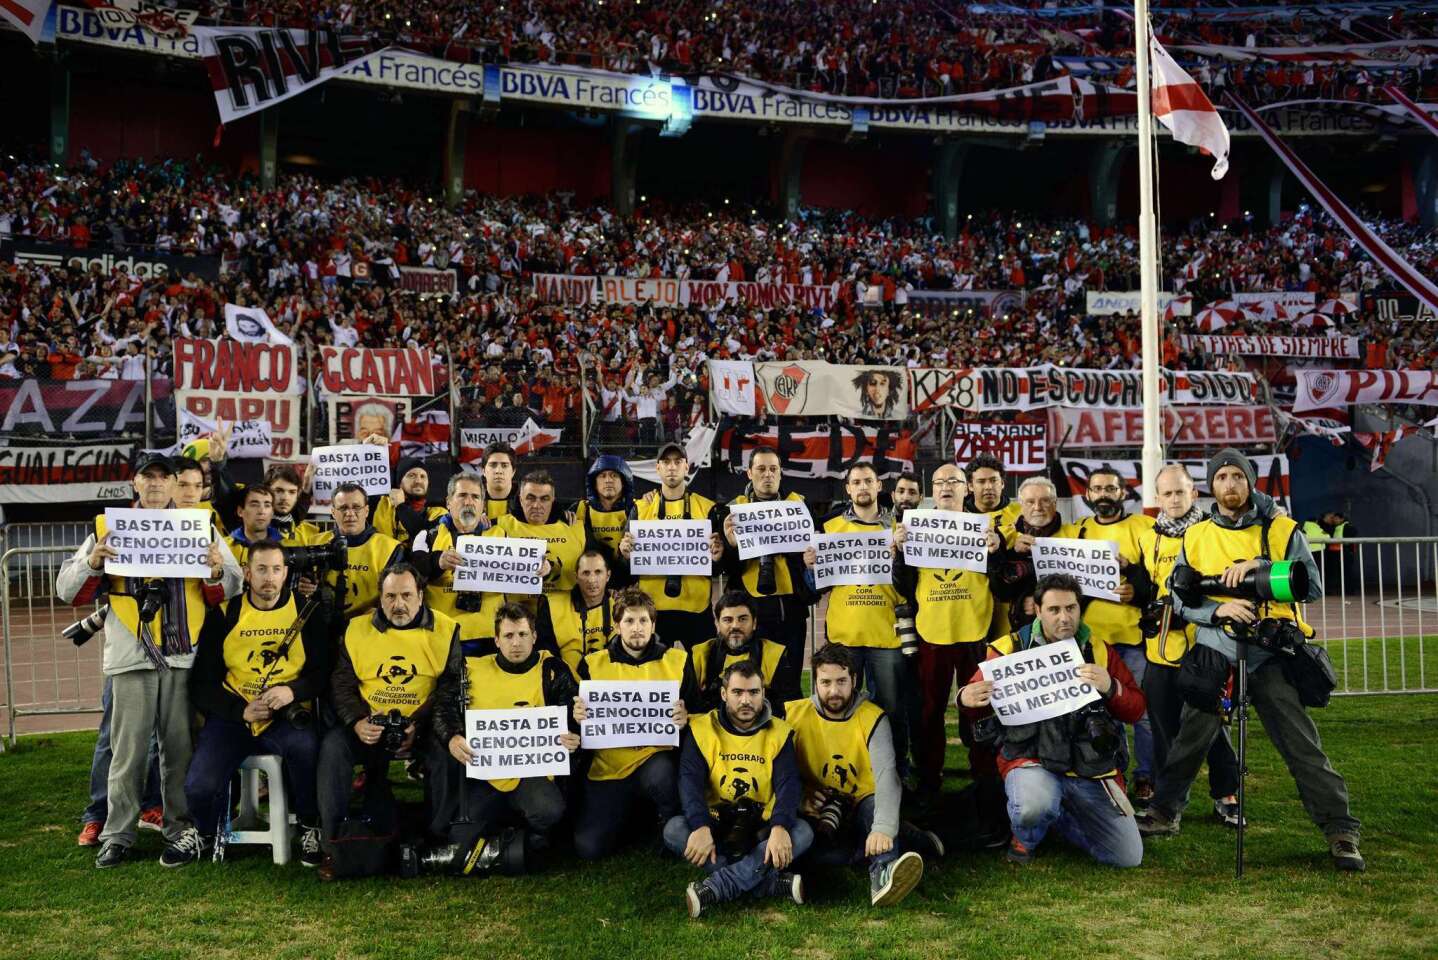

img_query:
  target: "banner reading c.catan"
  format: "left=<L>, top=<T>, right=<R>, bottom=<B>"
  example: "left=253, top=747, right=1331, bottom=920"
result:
left=316, top=345, right=441, bottom=397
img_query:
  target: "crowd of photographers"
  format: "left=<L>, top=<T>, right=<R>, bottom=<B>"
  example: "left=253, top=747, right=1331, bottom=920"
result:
left=55, top=425, right=1363, bottom=913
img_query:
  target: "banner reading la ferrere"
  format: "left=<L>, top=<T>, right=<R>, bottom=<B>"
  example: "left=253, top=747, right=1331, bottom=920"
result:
left=531, top=273, right=839, bottom=311
left=1294, top=369, right=1438, bottom=412
left=317, top=345, right=440, bottom=397
left=172, top=338, right=302, bottom=459
left=1179, top=334, right=1361, bottom=359
left=1050, top=405, right=1278, bottom=448
left=756, top=361, right=910, bottom=420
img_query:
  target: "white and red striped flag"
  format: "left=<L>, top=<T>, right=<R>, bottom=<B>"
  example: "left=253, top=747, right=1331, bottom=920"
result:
left=1, top=0, right=51, bottom=43
left=1150, top=32, right=1230, bottom=179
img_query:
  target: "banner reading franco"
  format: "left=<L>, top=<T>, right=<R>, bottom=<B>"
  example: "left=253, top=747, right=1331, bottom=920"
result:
left=755, top=361, right=910, bottom=420
left=172, top=338, right=302, bottom=460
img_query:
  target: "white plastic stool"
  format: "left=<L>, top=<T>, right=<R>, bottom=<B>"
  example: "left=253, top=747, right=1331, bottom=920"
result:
left=229, top=754, right=294, bottom=865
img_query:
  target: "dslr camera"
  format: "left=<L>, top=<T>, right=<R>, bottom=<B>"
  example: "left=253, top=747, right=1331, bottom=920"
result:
left=369, top=709, right=412, bottom=754
left=1138, top=597, right=1169, bottom=639
left=63, top=605, right=110, bottom=647
left=283, top=540, right=348, bottom=576
left=715, top=799, right=765, bottom=857
left=811, top=790, right=851, bottom=839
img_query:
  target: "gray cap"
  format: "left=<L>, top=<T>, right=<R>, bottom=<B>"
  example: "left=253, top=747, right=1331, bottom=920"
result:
left=1206, top=447, right=1256, bottom=493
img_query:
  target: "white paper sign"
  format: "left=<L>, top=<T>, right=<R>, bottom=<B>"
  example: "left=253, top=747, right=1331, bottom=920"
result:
left=812, top=531, right=893, bottom=589
left=729, top=500, right=814, bottom=561
left=578, top=680, right=681, bottom=749
left=453, top=536, right=546, bottom=595
left=979, top=638, right=1101, bottom=725
left=178, top=409, right=273, bottom=459
left=463, top=706, right=570, bottom=780
left=311, top=444, right=391, bottom=501
left=103, top=508, right=213, bottom=579
left=1032, top=537, right=1121, bottom=602
left=628, top=519, right=712, bottom=577
left=901, top=509, right=990, bottom=573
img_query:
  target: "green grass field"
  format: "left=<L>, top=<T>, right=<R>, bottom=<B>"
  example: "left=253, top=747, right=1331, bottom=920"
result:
left=2, top=695, right=1435, bottom=960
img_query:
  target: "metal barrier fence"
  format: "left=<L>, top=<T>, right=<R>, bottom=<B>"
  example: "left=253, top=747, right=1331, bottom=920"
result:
left=1308, top=536, right=1438, bottom=696
left=3, top=544, right=106, bottom=748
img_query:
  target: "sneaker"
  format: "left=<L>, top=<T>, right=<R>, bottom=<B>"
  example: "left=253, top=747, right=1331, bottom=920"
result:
left=685, top=880, right=720, bottom=919
left=95, top=840, right=130, bottom=869
left=138, top=806, right=164, bottom=832
left=1213, top=796, right=1246, bottom=829
left=1131, top=778, right=1155, bottom=810
left=299, top=826, right=323, bottom=868
left=1328, top=834, right=1366, bottom=873
left=913, top=828, right=946, bottom=861
left=1136, top=808, right=1182, bottom=837
left=159, top=827, right=208, bottom=868
left=870, top=851, right=924, bottom=907
left=1006, top=837, right=1034, bottom=865
left=77, top=822, right=103, bottom=847
left=764, top=871, right=804, bottom=905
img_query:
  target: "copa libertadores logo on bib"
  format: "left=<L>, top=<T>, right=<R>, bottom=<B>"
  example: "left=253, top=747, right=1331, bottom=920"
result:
left=377, top=656, right=419, bottom=686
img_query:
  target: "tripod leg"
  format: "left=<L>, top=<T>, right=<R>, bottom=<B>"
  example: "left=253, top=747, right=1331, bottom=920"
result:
left=1235, top=651, right=1247, bottom=879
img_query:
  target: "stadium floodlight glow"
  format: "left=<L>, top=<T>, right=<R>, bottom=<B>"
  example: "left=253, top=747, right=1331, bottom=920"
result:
left=660, top=79, right=693, bottom=137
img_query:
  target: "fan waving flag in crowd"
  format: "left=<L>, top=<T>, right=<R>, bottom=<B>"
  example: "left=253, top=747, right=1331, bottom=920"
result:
left=1149, top=32, right=1230, bottom=180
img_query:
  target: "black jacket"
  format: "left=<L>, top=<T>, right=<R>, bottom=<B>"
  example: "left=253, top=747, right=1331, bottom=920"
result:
left=431, top=645, right=580, bottom=746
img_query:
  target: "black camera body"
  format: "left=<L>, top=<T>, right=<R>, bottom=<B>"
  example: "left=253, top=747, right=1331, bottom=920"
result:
left=1074, top=701, right=1121, bottom=758
left=454, top=590, right=487, bottom=613
left=369, top=709, right=411, bottom=754
left=284, top=540, right=349, bottom=575
left=1138, top=598, right=1169, bottom=639
left=136, top=580, right=168, bottom=621
left=812, top=790, right=851, bottom=839
left=1224, top=616, right=1306, bottom=656
left=715, top=799, right=765, bottom=857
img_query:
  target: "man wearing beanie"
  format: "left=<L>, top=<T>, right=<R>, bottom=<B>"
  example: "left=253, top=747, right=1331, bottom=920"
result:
left=1137, top=449, right=1363, bottom=872
left=374, top=456, right=446, bottom=548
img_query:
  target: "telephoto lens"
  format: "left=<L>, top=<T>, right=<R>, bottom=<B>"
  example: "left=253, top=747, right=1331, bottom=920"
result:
left=894, top=603, right=919, bottom=656
left=755, top=555, right=777, bottom=595
left=812, top=791, right=848, bottom=838
left=62, top=605, right=110, bottom=646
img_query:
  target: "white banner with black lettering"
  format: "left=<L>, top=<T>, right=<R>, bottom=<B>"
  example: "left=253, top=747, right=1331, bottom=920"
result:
left=578, top=681, right=681, bottom=749
left=728, top=500, right=814, bottom=561
left=311, top=444, right=390, bottom=500
left=627, top=520, right=712, bottom=577
left=900, top=509, right=990, bottom=573
left=1031, top=537, right=1120, bottom=602
left=463, top=707, right=570, bottom=780
left=1179, top=334, right=1360, bottom=359
left=979, top=638, right=1101, bottom=725
left=103, top=508, right=213, bottom=579
left=452, top=536, right=546, bottom=595
left=811, top=531, right=893, bottom=589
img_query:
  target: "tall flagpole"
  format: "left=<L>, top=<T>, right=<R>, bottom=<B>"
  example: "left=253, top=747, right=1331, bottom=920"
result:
left=1135, top=0, right=1162, bottom=510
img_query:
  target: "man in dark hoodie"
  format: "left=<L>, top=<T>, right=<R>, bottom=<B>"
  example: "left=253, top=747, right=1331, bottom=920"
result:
left=667, top=660, right=809, bottom=918
left=574, top=454, right=635, bottom=587
left=1136, top=449, right=1364, bottom=872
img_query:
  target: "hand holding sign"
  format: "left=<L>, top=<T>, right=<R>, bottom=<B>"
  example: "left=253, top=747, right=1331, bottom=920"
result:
left=578, top=680, right=682, bottom=749
left=102, top=508, right=214, bottom=579
left=978, top=638, right=1102, bottom=725
left=1031, top=537, right=1121, bottom=602
left=453, top=536, right=546, bottom=595
left=729, top=500, right=814, bottom=561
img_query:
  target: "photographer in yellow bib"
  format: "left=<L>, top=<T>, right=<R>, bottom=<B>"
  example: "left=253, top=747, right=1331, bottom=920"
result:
left=185, top=540, right=332, bottom=867
left=423, top=603, right=581, bottom=874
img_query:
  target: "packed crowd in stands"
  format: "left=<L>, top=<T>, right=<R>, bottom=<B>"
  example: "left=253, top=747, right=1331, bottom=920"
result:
left=2, top=150, right=1435, bottom=437
left=172, top=1, right=1438, bottom=104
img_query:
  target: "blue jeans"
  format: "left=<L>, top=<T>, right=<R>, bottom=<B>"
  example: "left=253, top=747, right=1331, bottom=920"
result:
left=83, top=675, right=161, bottom=824
left=663, top=815, right=815, bottom=902
left=573, top=752, right=678, bottom=861
left=802, top=794, right=900, bottom=873
left=185, top=715, right=320, bottom=835
left=843, top=646, right=909, bottom=780
left=1004, top=765, right=1143, bottom=868
left=1116, top=644, right=1154, bottom=783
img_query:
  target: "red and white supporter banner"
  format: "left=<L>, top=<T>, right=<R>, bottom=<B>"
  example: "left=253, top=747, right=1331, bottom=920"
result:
left=194, top=26, right=386, bottom=123
left=1061, top=455, right=1290, bottom=516
left=0, top=440, right=137, bottom=504
left=708, top=360, right=757, bottom=416
left=1232, top=291, right=1317, bottom=312
left=1229, top=93, right=1438, bottom=318
left=1293, top=369, right=1438, bottom=413
left=317, top=345, right=440, bottom=397
left=531, top=273, right=839, bottom=311
left=755, top=361, right=909, bottom=420
left=397, top=266, right=457, bottom=298
left=458, top=420, right=563, bottom=464
left=1383, top=85, right=1438, bottom=141
left=719, top=422, right=916, bottom=480
left=1179, top=334, right=1361, bottom=359
left=172, top=338, right=302, bottom=459
left=1, top=0, right=52, bottom=43
left=953, top=422, right=1047, bottom=472
left=1050, top=405, right=1278, bottom=448
left=911, top=367, right=982, bottom=413
left=970, top=365, right=1257, bottom=411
